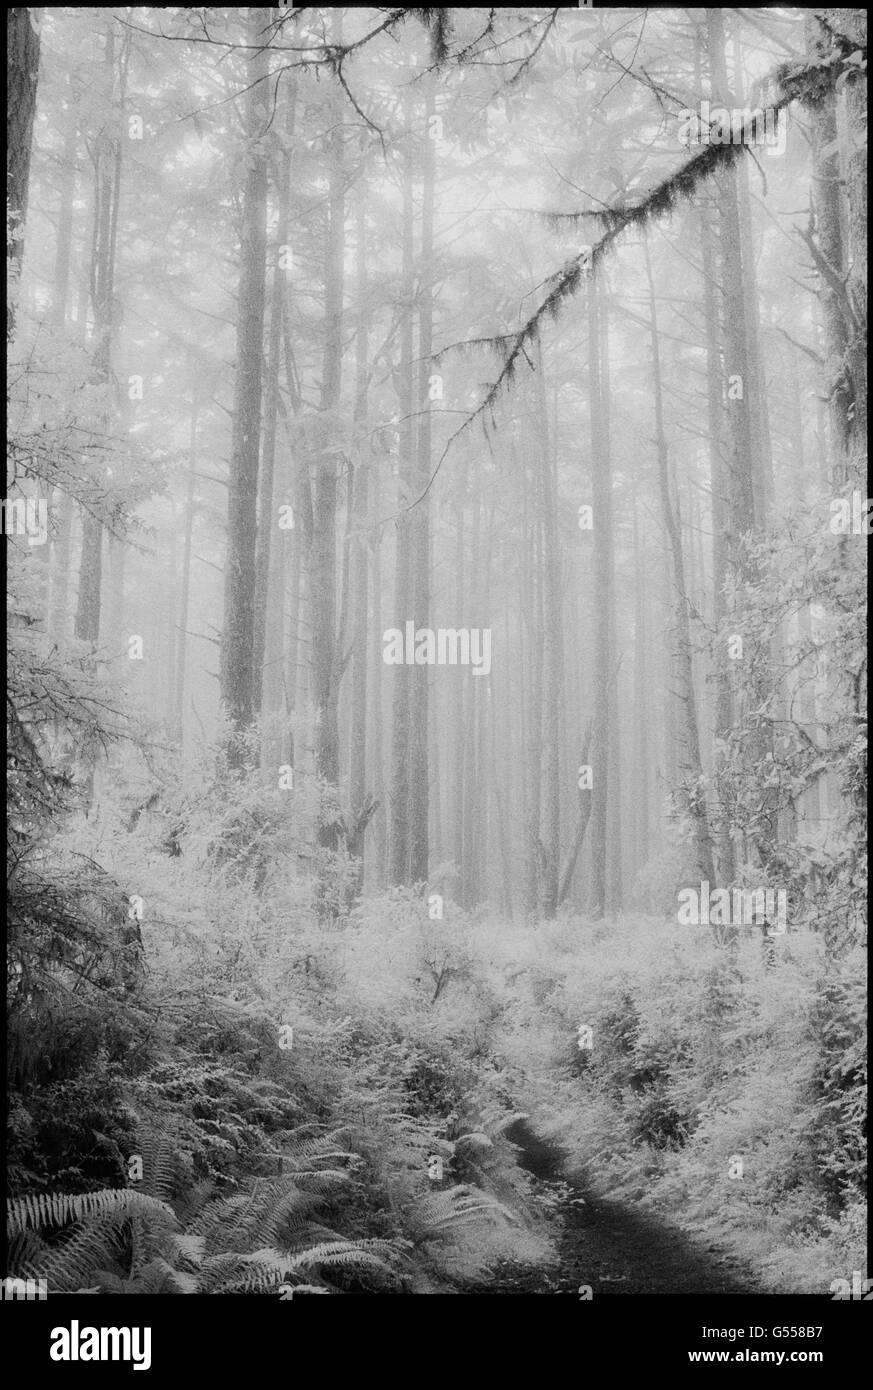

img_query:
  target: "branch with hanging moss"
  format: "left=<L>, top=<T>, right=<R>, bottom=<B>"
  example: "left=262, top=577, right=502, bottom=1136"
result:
left=387, top=42, right=861, bottom=524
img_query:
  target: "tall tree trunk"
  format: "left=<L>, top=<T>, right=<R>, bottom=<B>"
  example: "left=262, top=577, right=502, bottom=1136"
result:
left=451, top=481, right=466, bottom=899
left=173, top=393, right=198, bottom=745
left=804, top=14, right=851, bottom=485
left=253, top=102, right=292, bottom=721
left=76, top=22, right=123, bottom=648
left=50, top=76, right=77, bottom=324
left=588, top=274, right=613, bottom=920
left=219, top=6, right=269, bottom=761
left=700, top=190, right=735, bottom=881
left=492, top=607, right=514, bottom=917
left=461, top=464, right=483, bottom=905
left=7, top=7, right=41, bottom=331
left=368, top=464, right=387, bottom=885
left=283, top=491, right=302, bottom=767
left=46, top=87, right=78, bottom=632
left=707, top=8, right=769, bottom=881
left=534, top=349, right=563, bottom=919
left=644, top=235, right=715, bottom=886
left=839, top=9, right=867, bottom=477
left=599, top=286, right=623, bottom=916
left=558, top=720, right=593, bottom=906
left=409, top=81, right=435, bottom=886
left=631, top=496, right=650, bottom=877
left=74, top=22, right=125, bottom=808
left=523, top=429, right=544, bottom=918
left=731, top=30, right=775, bottom=521
left=349, top=190, right=371, bottom=885
left=280, top=279, right=311, bottom=773
left=388, top=106, right=415, bottom=883
left=312, top=28, right=344, bottom=837
left=706, top=9, right=756, bottom=571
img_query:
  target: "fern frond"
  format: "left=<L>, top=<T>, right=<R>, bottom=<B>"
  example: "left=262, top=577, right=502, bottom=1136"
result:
left=7, top=1188, right=177, bottom=1237
left=253, top=1189, right=325, bottom=1248
left=189, top=1178, right=328, bottom=1255
left=6, top=1227, right=46, bottom=1277
left=197, top=1252, right=248, bottom=1293
left=171, top=1178, right=215, bottom=1227
left=274, top=1168, right=351, bottom=1189
left=132, top=1127, right=184, bottom=1201
left=412, top=1185, right=516, bottom=1238
left=282, top=1238, right=395, bottom=1274
left=221, top=1240, right=396, bottom=1294
left=188, top=1184, right=266, bottom=1253
left=275, top=1133, right=355, bottom=1163
left=93, top=1270, right=128, bottom=1294
left=210, top=1246, right=300, bottom=1295
left=28, top=1222, right=127, bottom=1292
left=172, top=1232, right=206, bottom=1268
left=136, top=1257, right=199, bottom=1295
left=271, top=1152, right=354, bottom=1172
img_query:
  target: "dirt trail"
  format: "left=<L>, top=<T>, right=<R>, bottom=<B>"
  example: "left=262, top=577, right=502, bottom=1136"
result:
left=463, top=1119, right=761, bottom=1295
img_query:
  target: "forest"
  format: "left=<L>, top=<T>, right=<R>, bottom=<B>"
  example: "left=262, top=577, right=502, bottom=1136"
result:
left=5, top=5, right=867, bottom=1304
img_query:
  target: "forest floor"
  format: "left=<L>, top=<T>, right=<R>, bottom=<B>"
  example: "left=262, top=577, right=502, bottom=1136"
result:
left=456, top=1120, right=762, bottom=1296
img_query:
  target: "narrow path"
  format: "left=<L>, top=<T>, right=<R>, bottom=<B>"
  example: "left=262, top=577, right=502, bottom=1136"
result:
left=462, top=1119, right=760, bottom=1295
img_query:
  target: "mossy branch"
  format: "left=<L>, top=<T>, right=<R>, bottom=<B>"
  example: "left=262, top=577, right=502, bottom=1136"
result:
left=424, top=43, right=860, bottom=478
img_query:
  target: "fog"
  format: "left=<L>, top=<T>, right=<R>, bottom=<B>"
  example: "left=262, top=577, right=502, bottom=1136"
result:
left=6, top=5, right=867, bottom=1325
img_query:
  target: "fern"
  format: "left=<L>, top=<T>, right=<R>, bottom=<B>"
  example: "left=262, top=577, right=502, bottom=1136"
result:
left=202, top=1237, right=397, bottom=1293
left=5, top=1126, right=402, bottom=1294
left=135, top=1258, right=199, bottom=1295
left=132, top=1126, right=185, bottom=1201
left=411, top=1185, right=517, bottom=1239
left=210, top=1249, right=297, bottom=1295
left=281, top=1238, right=396, bottom=1276
left=21, top=1222, right=127, bottom=1293
left=7, top=1188, right=177, bottom=1238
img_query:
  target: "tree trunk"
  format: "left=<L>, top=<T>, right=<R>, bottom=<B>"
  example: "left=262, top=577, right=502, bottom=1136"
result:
left=253, top=105, right=292, bottom=720
left=523, top=427, right=544, bottom=918
left=534, top=348, right=563, bottom=919
left=644, top=235, right=715, bottom=886
left=451, top=480, right=466, bottom=898
left=368, top=464, right=387, bottom=886
left=588, top=274, right=613, bottom=919
left=349, top=189, right=371, bottom=886
left=558, top=720, right=593, bottom=905
left=388, top=105, right=415, bottom=883
left=173, top=394, right=198, bottom=745
left=700, top=190, right=735, bottom=882
left=631, top=497, right=650, bottom=877
left=46, top=90, right=77, bottom=633
left=409, top=80, right=435, bottom=886
left=7, top=7, right=41, bottom=329
left=706, top=9, right=756, bottom=571
left=312, top=30, right=344, bottom=834
left=75, top=23, right=122, bottom=648
left=220, top=6, right=269, bottom=761
left=599, top=286, right=623, bottom=916
left=50, top=75, right=77, bottom=324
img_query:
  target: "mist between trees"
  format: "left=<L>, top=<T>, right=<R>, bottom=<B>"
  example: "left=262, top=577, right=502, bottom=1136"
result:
left=6, top=7, right=867, bottom=1303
